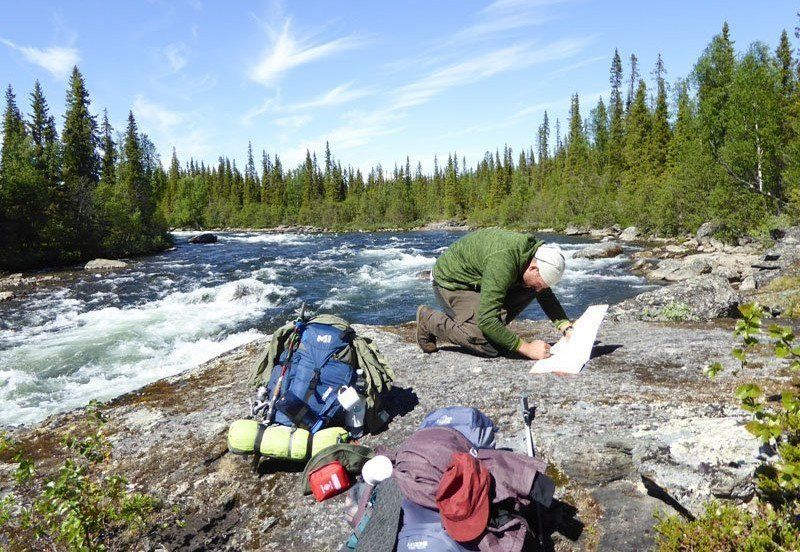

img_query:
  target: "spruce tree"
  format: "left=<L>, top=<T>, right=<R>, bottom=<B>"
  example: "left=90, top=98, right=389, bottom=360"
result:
left=537, top=111, right=550, bottom=164
left=695, top=22, right=736, bottom=151
left=566, top=94, right=589, bottom=173
left=591, top=97, right=609, bottom=169
left=0, top=85, right=42, bottom=265
left=651, top=54, right=671, bottom=172
left=99, top=110, right=116, bottom=187
left=61, top=66, right=99, bottom=251
left=28, top=81, right=59, bottom=188
left=608, top=50, right=625, bottom=178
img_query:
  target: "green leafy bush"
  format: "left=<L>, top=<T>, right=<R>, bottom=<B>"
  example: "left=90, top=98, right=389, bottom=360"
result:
left=660, top=301, right=693, bottom=322
left=0, top=402, right=166, bottom=551
left=655, top=303, right=800, bottom=550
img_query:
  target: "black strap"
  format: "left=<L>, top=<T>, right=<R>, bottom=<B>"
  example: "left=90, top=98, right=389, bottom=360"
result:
left=253, top=423, right=267, bottom=454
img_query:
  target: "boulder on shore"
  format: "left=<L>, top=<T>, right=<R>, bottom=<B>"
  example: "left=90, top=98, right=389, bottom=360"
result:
left=610, top=273, right=740, bottom=321
left=649, top=257, right=711, bottom=282
left=188, top=233, right=218, bottom=244
left=696, top=221, right=720, bottom=242
left=84, top=258, right=128, bottom=270
left=619, top=226, right=640, bottom=242
left=573, top=242, right=623, bottom=259
left=564, top=225, right=590, bottom=236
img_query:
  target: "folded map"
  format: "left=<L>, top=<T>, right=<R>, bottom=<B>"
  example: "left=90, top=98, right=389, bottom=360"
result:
left=529, top=304, right=609, bottom=374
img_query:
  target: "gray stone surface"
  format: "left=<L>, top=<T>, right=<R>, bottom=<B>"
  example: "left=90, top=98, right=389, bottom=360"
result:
left=619, top=227, right=640, bottom=242
left=84, top=258, right=128, bottom=270
left=696, top=222, right=720, bottom=242
left=5, top=316, right=784, bottom=551
left=188, top=232, right=218, bottom=244
left=610, top=274, right=740, bottom=322
left=564, top=226, right=590, bottom=236
left=573, top=242, right=623, bottom=260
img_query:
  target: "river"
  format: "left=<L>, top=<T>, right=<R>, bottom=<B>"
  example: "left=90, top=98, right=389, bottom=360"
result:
left=0, top=230, right=655, bottom=426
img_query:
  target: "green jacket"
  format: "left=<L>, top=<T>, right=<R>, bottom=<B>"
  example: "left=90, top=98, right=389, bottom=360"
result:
left=432, top=229, right=570, bottom=351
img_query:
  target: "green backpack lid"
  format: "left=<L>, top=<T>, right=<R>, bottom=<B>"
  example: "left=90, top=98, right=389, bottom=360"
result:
left=301, top=443, right=375, bottom=495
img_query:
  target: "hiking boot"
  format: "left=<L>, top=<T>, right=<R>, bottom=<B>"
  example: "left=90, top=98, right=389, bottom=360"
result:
left=416, top=305, right=438, bottom=353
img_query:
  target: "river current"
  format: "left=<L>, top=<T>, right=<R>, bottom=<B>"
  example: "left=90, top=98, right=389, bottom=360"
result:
left=0, top=230, right=655, bottom=426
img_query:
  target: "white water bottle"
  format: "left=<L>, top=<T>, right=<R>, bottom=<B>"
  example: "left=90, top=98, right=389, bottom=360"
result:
left=338, top=386, right=366, bottom=435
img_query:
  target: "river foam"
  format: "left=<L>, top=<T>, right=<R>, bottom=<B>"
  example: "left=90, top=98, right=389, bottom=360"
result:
left=0, top=277, right=294, bottom=425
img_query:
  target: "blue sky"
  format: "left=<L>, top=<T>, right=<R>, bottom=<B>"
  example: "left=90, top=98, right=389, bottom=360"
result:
left=1, top=0, right=797, bottom=172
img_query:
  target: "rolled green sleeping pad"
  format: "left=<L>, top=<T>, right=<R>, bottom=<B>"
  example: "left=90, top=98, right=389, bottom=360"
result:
left=311, top=426, right=350, bottom=457
left=227, top=419, right=310, bottom=461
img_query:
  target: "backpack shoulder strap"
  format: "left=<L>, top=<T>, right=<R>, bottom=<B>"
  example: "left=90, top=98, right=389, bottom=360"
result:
left=248, top=321, right=294, bottom=386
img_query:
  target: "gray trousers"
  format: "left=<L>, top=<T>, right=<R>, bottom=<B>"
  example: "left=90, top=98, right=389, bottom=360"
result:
left=427, top=283, right=536, bottom=357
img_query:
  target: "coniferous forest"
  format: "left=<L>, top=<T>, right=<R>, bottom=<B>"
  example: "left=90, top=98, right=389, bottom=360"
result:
left=2, top=23, right=800, bottom=271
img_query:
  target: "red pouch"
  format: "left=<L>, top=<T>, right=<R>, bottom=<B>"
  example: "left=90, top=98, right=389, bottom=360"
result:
left=309, top=461, right=351, bottom=502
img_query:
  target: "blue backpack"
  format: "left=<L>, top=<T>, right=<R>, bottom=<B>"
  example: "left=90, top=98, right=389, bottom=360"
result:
left=266, top=321, right=357, bottom=433
left=397, top=499, right=476, bottom=552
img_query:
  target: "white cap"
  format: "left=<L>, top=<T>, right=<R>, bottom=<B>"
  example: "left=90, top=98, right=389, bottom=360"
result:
left=534, top=244, right=566, bottom=287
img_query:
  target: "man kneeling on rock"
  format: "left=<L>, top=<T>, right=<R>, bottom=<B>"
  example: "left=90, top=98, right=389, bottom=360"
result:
left=417, top=228, right=573, bottom=359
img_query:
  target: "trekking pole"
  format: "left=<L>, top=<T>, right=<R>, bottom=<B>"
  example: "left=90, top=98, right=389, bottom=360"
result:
left=521, top=396, right=547, bottom=551
left=263, top=302, right=306, bottom=424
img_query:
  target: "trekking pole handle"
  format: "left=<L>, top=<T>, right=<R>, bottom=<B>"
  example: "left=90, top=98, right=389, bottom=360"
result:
left=521, top=396, right=531, bottom=424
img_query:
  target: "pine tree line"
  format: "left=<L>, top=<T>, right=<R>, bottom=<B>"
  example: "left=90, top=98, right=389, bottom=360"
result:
left=159, top=22, right=800, bottom=238
left=2, top=22, right=799, bottom=271
left=0, top=68, right=168, bottom=270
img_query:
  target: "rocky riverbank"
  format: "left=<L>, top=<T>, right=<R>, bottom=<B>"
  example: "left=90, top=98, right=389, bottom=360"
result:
left=2, top=312, right=793, bottom=551
left=3, top=223, right=800, bottom=550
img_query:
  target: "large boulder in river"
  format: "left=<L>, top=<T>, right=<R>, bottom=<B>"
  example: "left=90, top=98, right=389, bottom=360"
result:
left=85, top=258, right=128, bottom=270
left=618, top=226, right=640, bottom=242
left=573, top=242, right=623, bottom=259
left=0, top=291, right=14, bottom=301
left=189, top=233, right=218, bottom=244
left=610, top=274, right=740, bottom=322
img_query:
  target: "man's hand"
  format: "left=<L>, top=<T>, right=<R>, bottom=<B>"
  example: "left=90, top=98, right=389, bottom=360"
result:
left=518, top=339, right=551, bottom=360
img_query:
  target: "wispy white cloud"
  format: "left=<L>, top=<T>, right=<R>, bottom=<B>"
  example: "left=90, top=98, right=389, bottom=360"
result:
left=133, top=95, right=184, bottom=130
left=454, top=14, right=548, bottom=42
left=482, top=0, right=573, bottom=14
left=241, top=98, right=278, bottom=126
left=439, top=89, right=607, bottom=140
left=547, top=54, right=606, bottom=78
left=1, top=39, right=79, bottom=78
left=133, top=95, right=213, bottom=160
left=248, top=19, right=363, bottom=86
left=274, top=114, right=312, bottom=129
left=392, top=38, right=590, bottom=110
left=285, top=82, right=374, bottom=112
left=282, top=107, right=405, bottom=167
left=241, top=82, right=371, bottom=125
left=163, top=42, right=188, bottom=72
left=513, top=89, right=606, bottom=119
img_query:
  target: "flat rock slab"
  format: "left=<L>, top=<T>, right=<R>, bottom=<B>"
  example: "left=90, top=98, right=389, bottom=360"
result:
left=3, top=319, right=789, bottom=551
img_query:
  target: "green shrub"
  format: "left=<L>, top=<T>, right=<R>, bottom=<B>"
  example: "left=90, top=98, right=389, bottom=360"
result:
left=660, top=301, right=693, bottom=322
left=655, top=303, right=800, bottom=550
left=656, top=502, right=800, bottom=551
left=0, top=402, right=167, bottom=551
